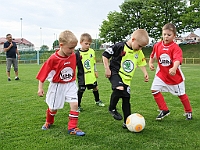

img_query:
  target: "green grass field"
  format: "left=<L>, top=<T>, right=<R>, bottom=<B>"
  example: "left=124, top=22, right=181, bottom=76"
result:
left=0, top=63, right=199, bottom=150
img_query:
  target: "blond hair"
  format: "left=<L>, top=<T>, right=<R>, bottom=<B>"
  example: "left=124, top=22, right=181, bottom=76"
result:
left=59, top=30, right=78, bottom=44
left=162, top=23, right=177, bottom=36
left=80, top=33, right=92, bottom=42
left=132, top=29, right=149, bottom=46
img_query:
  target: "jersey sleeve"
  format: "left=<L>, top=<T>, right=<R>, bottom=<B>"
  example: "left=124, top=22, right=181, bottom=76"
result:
left=36, top=58, right=53, bottom=82
left=137, top=50, right=147, bottom=67
left=172, top=45, right=183, bottom=64
left=150, top=44, right=157, bottom=59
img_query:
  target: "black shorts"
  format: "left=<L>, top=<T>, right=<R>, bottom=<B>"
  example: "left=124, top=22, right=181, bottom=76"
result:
left=109, top=74, right=130, bottom=97
left=79, top=81, right=98, bottom=91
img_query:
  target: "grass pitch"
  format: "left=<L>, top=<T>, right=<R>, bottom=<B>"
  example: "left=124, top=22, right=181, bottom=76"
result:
left=0, top=64, right=199, bottom=150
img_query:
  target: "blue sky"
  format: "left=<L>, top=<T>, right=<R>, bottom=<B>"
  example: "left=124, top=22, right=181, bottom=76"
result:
left=0, top=0, right=199, bottom=49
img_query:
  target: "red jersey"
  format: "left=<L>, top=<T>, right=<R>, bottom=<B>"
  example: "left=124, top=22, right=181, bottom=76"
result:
left=36, top=50, right=76, bottom=83
left=150, top=41, right=184, bottom=85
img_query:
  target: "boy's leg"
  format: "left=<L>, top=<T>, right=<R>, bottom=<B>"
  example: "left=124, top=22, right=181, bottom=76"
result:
left=152, top=91, right=170, bottom=120
left=109, top=89, right=123, bottom=120
left=178, top=94, right=192, bottom=120
left=122, top=97, right=131, bottom=126
left=93, top=86, right=105, bottom=107
left=78, top=90, right=84, bottom=107
left=68, top=102, right=85, bottom=136
left=42, top=108, right=57, bottom=130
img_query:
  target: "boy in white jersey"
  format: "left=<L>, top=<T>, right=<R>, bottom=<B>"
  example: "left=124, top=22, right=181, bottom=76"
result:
left=36, top=30, right=85, bottom=136
left=102, top=29, right=149, bottom=128
left=149, top=23, right=192, bottom=120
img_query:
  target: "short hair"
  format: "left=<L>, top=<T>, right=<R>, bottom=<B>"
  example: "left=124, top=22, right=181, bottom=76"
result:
left=80, top=33, right=92, bottom=42
left=6, top=34, right=12, bottom=37
left=132, top=29, right=149, bottom=46
left=162, top=23, right=177, bottom=35
left=59, top=30, right=78, bottom=44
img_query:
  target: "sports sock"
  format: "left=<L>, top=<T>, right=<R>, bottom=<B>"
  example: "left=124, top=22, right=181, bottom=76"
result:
left=68, top=111, right=79, bottom=130
left=109, top=89, right=122, bottom=111
left=152, top=92, right=168, bottom=110
left=122, top=97, right=131, bottom=123
left=178, top=94, right=192, bottom=112
left=78, top=90, right=84, bottom=107
left=46, top=108, right=57, bottom=124
left=93, top=90, right=100, bottom=102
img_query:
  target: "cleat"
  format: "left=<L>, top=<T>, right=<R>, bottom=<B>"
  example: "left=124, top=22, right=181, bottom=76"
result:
left=122, top=123, right=127, bottom=129
left=8, top=78, right=11, bottom=81
left=77, top=107, right=83, bottom=112
left=95, top=100, right=105, bottom=107
left=68, top=128, right=85, bottom=136
left=109, top=109, right=123, bottom=120
left=184, top=112, right=192, bottom=120
left=15, top=77, right=20, bottom=80
left=42, top=122, right=52, bottom=130
left=156, top=110, right=170, bottom=120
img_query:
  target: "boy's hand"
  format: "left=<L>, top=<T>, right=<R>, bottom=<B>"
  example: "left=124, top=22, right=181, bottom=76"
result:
left=95, top=72, right=98, bottom=78
left=38, top=89, right=44, bottom=97
left=149, top=63, right=155, bottom=71
left=169, top=68, right=176, bottom=76
left=105, top=68, right=111, bottom=78
left=144, top=74, right=149, bottom=82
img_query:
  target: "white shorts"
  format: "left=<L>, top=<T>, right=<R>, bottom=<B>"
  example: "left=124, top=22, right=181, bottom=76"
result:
left=45, top=81, right=78, bottom=109
left=151, top=75, right=185, bottom=96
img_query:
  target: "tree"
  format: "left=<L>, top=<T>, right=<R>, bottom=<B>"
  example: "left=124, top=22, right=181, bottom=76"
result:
left=181, top=0, right=200, bottom=32
left=53, top=40, right=59, bottom=49
left=40, top=45, right=49, bottom=51
left=99, top=0, right=188, bottom=42
left=99, top=11, right=126, bottom=43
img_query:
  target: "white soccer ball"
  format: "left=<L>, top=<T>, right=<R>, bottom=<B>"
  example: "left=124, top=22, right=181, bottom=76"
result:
left=126, top=113, right=145, bottom=132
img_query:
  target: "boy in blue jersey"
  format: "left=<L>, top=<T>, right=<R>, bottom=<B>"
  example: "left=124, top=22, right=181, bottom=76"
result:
left=102, top=29, right=149, bottom=128
left=76, top=33, right=105, bottom=112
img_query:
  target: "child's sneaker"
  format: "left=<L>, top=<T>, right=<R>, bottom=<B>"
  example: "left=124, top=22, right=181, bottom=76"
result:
left=15, top=77, right=20, bottom=80
left=95, top=100, right=105, bottom=107
left=42, top=122, right=52, bottom=130
left=184, top=112, right=192, bottom=120
left=68, top=128, right=85, bottom=136
left=156, top=110, right=170, bottom=120
left=109, top=109, right=123, bottom=120
left=77, top=107, right=83, bottom=112
left=122, top=123, right=127, bottom=129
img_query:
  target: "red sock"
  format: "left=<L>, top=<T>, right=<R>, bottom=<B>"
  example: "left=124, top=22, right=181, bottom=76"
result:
left=46, top=108, right=57, bottom=124
left=68, top=111, right=79, bottom=130
left=178, top=94, right=192, bottom=112
left=153, top=92, right=168, bottom=110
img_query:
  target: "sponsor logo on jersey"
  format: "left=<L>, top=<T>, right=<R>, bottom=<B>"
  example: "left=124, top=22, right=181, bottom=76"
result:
left=84, top=59, right=91, bottom=70
left=159, top=54, right=172, bottom=66
left=60, top=67, right=73, bottom=81
left=122, top=60, right=134, bottom=73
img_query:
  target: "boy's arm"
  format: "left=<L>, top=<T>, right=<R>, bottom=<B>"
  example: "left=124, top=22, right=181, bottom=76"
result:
left=102, top=56, right=111, bottom=78
left=169, top=60, right=180, bottom=76
left=38, top=80, right=45, bottom=97
left=139, top=66, right=149, bottom=82
left=149, top=57, right=155, bottom=71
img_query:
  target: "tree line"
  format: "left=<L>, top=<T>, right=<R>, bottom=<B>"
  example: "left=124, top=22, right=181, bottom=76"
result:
left=99, top=0, right=200, bottom=44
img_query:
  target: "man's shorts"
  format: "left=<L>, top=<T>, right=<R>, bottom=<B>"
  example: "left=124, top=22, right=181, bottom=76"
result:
left=79, top=81, right=98, bottom=91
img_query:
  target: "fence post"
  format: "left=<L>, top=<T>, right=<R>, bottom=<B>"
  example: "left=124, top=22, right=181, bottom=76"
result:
left=37, top=50, right=40, bottom=65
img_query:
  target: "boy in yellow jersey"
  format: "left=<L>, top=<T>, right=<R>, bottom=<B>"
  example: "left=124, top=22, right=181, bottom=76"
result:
left=76, top=33, right=105, bottom=112
left=102, top=29, right=149, bottom=128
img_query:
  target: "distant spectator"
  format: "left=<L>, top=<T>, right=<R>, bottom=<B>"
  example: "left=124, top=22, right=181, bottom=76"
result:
left=3, top=34, right=20, bottom=81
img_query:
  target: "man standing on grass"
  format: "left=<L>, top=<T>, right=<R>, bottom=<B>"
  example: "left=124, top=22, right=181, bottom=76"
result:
left=3, top=34, right=20, bottom=81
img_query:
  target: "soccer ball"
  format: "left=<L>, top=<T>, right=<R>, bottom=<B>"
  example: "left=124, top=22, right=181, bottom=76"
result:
left=126, top=113, right=145, bottom=132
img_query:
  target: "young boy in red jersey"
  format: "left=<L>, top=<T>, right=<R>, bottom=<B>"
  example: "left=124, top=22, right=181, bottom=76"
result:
left=76, top=33, right=105, bottom=112
left=36, top=30, right=85, bottom=136
left=149, top=23, right=192, bottom=120
left=102, top=29, right=149, bottom=128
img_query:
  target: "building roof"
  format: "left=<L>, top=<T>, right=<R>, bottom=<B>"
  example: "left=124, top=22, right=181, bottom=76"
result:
left=185, top=32, right=200, bottom=39
left=0, top=37, right=34, bottom=46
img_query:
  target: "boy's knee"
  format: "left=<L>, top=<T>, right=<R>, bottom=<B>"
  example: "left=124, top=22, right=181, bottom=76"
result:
left=116, top=86, right=124, bottom=90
